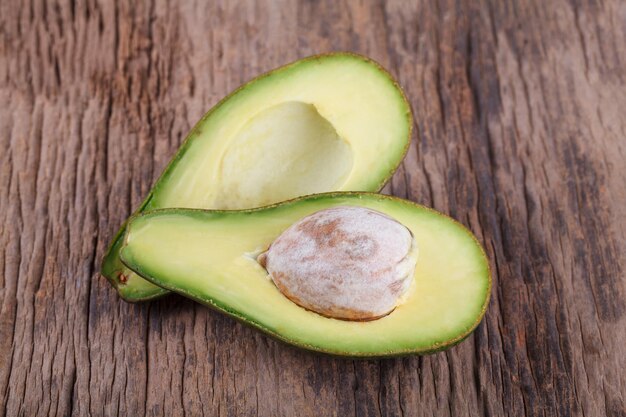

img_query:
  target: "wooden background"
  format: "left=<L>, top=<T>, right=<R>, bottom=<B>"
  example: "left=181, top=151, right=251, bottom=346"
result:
left=1, top=0, right=625, bottom=416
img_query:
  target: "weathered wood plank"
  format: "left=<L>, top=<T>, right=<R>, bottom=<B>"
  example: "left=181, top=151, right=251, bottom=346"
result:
left=1, top=0, right=624, bottom=416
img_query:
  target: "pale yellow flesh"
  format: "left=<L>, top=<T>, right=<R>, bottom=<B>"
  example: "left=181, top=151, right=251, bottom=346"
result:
left=122, top=196, right=490, bottom=355
left=214, top=102, right=353, bottom=209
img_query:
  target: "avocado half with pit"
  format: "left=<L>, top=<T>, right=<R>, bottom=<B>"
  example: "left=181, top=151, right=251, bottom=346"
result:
left=119, top=193, right=491, bottom=357
left=101, top=53, right=412, bottom=302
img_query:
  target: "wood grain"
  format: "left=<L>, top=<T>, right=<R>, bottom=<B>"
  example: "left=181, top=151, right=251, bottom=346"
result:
left=1, top=0, right=625, bottom=415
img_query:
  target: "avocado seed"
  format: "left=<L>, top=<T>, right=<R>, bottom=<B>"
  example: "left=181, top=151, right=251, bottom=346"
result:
left=258, top=206, right=418, bottom=321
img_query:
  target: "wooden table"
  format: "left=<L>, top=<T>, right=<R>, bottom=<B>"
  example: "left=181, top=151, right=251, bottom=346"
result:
left=2, top=1, right=625, bottom=416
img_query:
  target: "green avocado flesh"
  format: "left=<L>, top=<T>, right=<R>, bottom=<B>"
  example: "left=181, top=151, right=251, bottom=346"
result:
left=102, top=53, right=412, bottom=301
left=119, top=193, right=491, bottom=357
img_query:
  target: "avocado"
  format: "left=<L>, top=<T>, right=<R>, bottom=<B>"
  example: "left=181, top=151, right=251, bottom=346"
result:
left=102, top=53, right=412, bottom=302
left=119, top=193, right=491, bottom=357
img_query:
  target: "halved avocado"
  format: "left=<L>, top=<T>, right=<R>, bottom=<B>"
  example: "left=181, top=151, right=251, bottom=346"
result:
left=102, top=53, right=412, bottom=301
left=119, top=193, right=491, bottom=357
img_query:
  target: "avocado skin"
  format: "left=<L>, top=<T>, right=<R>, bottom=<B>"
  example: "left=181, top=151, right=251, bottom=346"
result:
left=118, top=192, right=491, bottom=358
left=101, top=204, right=169, bottom=301
left=101, top=52, right=413, bottom=302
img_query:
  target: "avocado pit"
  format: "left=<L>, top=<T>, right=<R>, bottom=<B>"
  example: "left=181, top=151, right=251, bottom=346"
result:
left=258, top=206, right=418, bottom=321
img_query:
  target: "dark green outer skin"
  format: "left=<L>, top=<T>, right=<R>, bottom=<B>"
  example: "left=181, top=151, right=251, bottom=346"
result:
left=119, top=192, right=492, bottom=358
left=101, top=52, right=414, bottom=302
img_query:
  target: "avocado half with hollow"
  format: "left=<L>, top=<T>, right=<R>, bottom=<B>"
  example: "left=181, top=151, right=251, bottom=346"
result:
left=119, top=193, right=491, bottom=357
left=101, top=53, right=412, bottom=302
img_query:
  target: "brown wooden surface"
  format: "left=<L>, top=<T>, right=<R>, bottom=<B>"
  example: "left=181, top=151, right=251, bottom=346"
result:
left=1, top=0, right=625, bottom=416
